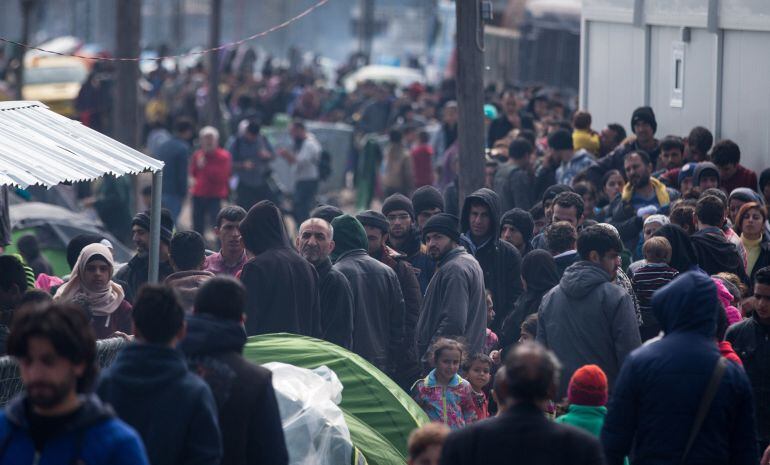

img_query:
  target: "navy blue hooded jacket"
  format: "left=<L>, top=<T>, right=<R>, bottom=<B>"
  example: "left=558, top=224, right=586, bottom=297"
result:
left=96, top=343, right=222, bottom=465
left=601, top=272, right=758, bottom=465
left=0, top=394, right=148, bottom=465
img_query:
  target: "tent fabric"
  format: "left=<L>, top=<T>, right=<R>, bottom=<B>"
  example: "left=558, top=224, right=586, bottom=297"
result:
left=0, top=101, right=163, bottom=188
left=243, top=333, right=429, bottom=463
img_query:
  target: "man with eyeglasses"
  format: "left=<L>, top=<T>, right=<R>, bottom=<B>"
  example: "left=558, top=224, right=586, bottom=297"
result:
left=382, top=193, right=435, bottom=295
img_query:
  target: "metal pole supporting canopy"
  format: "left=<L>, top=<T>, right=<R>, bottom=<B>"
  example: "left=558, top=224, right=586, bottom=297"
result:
left=148, top=170, right=163, bottom=283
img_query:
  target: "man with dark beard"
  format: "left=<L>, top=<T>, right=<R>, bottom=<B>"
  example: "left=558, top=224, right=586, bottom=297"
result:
left=1, top=304, right=148, bottom=464
left=114, top=209, right=175, bottom=304
left=383, top=193, right=435, bottom=295
left=357, top=210, right=422, bottom=389
left=296, top=218, right=354, bottom=348
left=416, top=214, right=487, bottom=367
left=608, top=150, right=678, bottom=251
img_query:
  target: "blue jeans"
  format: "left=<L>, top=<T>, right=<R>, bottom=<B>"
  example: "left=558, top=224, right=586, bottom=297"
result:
left=162, top=194, right=183, bottom=223
left=192, top=197, right=221, bottom=236
left=293, top=179, right=318, bottom=224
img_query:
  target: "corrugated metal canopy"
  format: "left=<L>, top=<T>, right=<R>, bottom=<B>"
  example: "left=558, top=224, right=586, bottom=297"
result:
left=0, top=101, right=163, bottom=188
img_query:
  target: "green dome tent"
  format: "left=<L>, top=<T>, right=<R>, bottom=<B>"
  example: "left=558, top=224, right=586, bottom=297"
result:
left=243, top=334, right=429, bottom=465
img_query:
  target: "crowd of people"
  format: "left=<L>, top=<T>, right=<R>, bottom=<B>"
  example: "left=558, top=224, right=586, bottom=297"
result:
left=2, top=67, right=770, bottom=464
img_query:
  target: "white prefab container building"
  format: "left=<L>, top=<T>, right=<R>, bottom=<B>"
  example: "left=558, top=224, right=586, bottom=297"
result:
left=580, top=0, right=770, bottom=173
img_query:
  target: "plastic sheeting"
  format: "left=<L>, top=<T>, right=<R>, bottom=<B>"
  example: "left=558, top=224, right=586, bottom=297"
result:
left=244, top=334, right=429, bottom=465
left=264, top=362, right=354, bottom=465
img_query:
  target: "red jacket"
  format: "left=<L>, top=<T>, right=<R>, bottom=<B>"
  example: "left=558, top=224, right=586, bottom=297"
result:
left=718, top=340, right=743, bottom=367
left=721, top=164, right=758, bottom=194
left=190, top=147, right=232, bottom=198
left=411, top=143, right=434, bottom=188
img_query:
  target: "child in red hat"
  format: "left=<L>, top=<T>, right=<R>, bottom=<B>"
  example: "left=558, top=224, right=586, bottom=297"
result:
left=555, top=364, right=629, bottom=464
left=555, top=364, right=609, bottom=435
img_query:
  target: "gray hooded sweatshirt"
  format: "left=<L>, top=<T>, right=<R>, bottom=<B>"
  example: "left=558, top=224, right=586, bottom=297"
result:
left=537, top=261, right=641, bottom=398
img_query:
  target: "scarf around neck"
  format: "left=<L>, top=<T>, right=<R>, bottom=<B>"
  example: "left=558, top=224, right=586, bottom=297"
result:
left=622, top=176, right=670, bottom=206
left=54, top=243, right=124, bottom=323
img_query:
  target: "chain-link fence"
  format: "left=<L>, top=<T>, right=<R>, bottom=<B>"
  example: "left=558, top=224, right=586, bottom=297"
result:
left=0, top=337, right=129, bottom=406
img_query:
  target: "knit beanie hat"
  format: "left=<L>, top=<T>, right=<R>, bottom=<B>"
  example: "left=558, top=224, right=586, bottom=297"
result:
left=631, top=106, right=657, bottom=134
left=310, top=204, right=344, bottom=224
left=677, top=162, right=698, bottom=187
left=382, top=193, right=415, bottom=219
left=422, top=213, right=460, bottom=243
left=542, top=184, right=574, bottom=204
left=356, top=210, right=389, bottom=233
left=547, top=129, right=573, bottom=151
left=644, top=214, right=669, bottom=227
left=132, top=209, right=174, bottom=244
left=500, top=208, right=535, bottom=245
left=694, top=162, right=721, bottom=187
left=567, top=365, right=608, bottom=407
left=411, top=186, right=445, bottom=216
left=330, top=214, right=369, bottom=262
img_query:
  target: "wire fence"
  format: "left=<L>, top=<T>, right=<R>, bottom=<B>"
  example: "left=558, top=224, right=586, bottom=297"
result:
left=0, top=337, right=129, bottom=406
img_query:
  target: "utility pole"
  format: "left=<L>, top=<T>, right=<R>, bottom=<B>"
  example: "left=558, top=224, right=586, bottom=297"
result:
left=455, top=0, right=486, bottom=208
left=207, top=0, right=223, bottom=132
left=171, top=0, right=184, bottom=53
left=358, top=0, right=374, bottom=63
left=114, top=0, right=141, bottom=148
left=16, top=0, right=38, bottom=100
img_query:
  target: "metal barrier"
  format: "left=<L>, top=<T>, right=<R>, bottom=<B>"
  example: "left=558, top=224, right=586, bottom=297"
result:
left=0, top=337, right=129, bottom=406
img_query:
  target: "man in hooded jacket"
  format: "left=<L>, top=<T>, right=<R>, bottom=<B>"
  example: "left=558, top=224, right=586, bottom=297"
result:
left=537, top=225, right=641, bottom=398
left=330, top=214, right=406, bottom=377
left=691, top=195, right=749, bottom=285
left=239, top=201, right=322, bottom=337
left=601, top=272, right=758, bottom=465
left=180, top=277, right=289, bottom=465
left=460, top=188, right=523, bottom=333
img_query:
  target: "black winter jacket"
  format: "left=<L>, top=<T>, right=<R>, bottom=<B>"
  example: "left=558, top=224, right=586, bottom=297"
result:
left=180, top=314, right=289, bottom=465
left=314, top=257, right=354, bottom=349
left=333, top=249, right=406, bottom=376
left=460, top=188, right=523, bottom=332
left=726, top=314, right=770, bottom=445
left=440, top=402, right=605, bottom=465
left=114, top=254, right=174, bottom=304
left=239, top=201, right=322, bottom=337
left=376, top=245, right=422, bottom=389
left=691, top=227, right=750, bottom=286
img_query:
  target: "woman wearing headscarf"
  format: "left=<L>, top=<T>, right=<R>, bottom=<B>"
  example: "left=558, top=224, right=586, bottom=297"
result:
left=54, top=243, right=132, bottom=339
left=497, top=250, right=560, bottom=351
left=652, top=224, right=700, bottom=273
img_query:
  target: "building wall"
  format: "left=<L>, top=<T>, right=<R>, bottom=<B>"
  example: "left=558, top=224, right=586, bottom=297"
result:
left=648, top=26, right=714, bottom=138
left=581, top=0, right=770, bottom=174
left=721, top=29, right=770, bottom=170
left=583, top=20, right=645, bottom=131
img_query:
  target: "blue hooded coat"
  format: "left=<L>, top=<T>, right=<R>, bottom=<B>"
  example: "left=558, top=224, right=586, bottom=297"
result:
left=601, top=272, right=758, bottom=465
